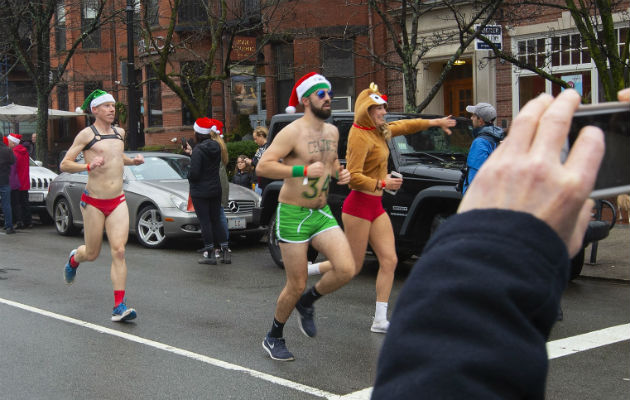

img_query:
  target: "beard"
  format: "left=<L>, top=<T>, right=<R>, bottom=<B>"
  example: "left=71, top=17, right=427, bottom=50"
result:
left=311, top=102, right=332, bottom=120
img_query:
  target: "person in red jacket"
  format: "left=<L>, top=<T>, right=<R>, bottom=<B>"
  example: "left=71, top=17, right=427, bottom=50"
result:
left=7, top=133, right=31, bottom=229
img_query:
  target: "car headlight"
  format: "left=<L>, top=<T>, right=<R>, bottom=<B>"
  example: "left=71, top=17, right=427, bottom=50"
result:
left=170, top=195, right=189, bottom=212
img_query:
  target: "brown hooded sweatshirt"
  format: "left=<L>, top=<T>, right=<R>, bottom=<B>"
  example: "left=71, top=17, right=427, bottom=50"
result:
left=346, top=86, right=432, bottom=192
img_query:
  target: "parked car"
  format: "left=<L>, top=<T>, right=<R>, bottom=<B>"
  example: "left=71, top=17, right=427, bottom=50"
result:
left=0, top=158, right=57, bottom=225
left=46, top=152, right=264, bottom=248
left=253, top=112, right=473, bottom=268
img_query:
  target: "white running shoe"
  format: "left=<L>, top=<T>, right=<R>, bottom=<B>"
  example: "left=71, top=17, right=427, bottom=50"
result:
left=370, top=319, right=390, bottom=333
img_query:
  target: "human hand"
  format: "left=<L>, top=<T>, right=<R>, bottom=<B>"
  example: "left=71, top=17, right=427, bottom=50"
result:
left=437, top=115, right=456, bottom=135
left=306, top=161, right=325, bottom=178
left=133, top=154, right=145, bottom=165
left=458, top=89, right=604, bottom=256
left=384, top=173, right=403, bottom=190
left=618, top=88, right=630, bottom=101
left=336, top=166, right=350, bottom=185
left=90, top=156, right=105, bottom=169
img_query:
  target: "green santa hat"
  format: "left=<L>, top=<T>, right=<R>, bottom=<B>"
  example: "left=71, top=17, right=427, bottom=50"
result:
left=76, top=89, right=116, bottom=113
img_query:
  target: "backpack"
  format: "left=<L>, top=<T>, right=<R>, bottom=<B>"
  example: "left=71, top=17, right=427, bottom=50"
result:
left=455, top=133, right=501, bottom=193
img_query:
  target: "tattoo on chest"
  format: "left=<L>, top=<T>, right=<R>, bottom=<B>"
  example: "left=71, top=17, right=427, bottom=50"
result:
left=307, top=139, right=337, bottom=155
left=301, top=175, right=331, bottom=199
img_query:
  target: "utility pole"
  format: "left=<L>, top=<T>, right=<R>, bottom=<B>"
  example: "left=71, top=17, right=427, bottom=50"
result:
left=126, top=0, right=138, bottom=150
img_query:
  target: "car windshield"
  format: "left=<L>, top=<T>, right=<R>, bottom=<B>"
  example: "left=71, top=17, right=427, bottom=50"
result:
left=392, top=122, right=473, bottom=158
left=127, top=156, right=190, bottom=180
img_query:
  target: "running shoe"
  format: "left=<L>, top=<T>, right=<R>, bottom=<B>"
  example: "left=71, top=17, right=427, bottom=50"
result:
left=295, top=302, right=317, bottom=338
left=221, top=246, right=231, bottom=264
left=370, top=319, right=390, bottom=333
left=64, top=249, right=78, bottom=284
left=111, top=301, right=137, bottom=322
left=262, top=335, right=294, bottom=361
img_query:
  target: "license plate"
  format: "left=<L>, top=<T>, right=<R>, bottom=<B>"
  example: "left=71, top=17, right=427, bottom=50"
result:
left=29, top=192, right=44, bottom=202
left=227, top=217, right=246, bottom=230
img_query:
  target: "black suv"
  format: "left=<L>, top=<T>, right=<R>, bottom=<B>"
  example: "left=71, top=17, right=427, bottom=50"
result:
left=252, top=112, right=473, bottom=268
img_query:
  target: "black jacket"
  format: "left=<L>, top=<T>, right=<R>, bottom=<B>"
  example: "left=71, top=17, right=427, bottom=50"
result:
left=187, top=138, right=222, bottom=199
left=0, top=143, right=16, bottom=185
left=373, top=209, right=568, bottom=400
left=232, top=170, right=254, bottom=188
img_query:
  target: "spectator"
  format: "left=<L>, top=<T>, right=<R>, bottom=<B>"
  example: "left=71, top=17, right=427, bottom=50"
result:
left=21, top=133, right=36, bottom=159
left=7, top=133, right=32, bottom=229
left=0, top=136, right=16, bottom=234
left=232, top=155, right=255, bottom=189
left=372, top=89, right=609, bottom=399
left=246, top=126, right=269, bottom=194
left=462, top=102, right=505, bottom=194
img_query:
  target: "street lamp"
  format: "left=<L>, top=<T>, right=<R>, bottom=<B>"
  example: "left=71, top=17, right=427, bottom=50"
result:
left=126, top=0, right=138, bottom=150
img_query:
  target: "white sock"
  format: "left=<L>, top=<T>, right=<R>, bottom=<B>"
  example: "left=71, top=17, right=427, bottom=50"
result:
left=307, top=262, right=321, bottom=276
left=375, top=302, right=388, bottom=322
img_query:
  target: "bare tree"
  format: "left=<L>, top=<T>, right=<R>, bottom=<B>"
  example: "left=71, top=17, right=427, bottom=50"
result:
left=366, top=0, right=504, bottom=112
left=138, top=0, right=287, bottom=122
left=0, top=0, right=122, bottom=163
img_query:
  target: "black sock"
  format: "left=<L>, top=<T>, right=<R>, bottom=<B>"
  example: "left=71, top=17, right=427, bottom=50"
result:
left=298, top=286, right=322, bottom=308
left=269, top=318, right=285, bottom=338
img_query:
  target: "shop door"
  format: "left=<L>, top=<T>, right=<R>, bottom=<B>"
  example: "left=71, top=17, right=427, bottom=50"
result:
left=443, top=78, right=472, bottom=117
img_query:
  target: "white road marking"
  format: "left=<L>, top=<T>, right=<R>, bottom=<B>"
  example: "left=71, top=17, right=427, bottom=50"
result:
left=2, top=296, right=628, bottom=400
left=0, top=297, right=338, bottom=399
left=546, top=323, right=630, bottom=359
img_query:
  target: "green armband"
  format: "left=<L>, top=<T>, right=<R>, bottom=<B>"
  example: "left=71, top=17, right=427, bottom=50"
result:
left=292, top=165, right=305, bottom=177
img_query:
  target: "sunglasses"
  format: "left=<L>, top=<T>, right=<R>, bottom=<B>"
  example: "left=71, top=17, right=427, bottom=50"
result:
left=316, top=89, right=334, bottom=100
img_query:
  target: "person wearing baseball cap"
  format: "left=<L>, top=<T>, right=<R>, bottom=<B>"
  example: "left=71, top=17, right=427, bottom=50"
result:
left=462, top=102, right=505, bottom=194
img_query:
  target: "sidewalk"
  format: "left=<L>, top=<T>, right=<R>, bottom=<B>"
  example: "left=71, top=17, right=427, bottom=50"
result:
left=580, top=224, right=629, bottom=282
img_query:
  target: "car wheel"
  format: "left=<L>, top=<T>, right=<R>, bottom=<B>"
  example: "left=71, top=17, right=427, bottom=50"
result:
left=267, top=213, right=318, bottom=269
left=569, top=248, right=585, bottom=281
left=53, top=197, right=78, bottom=236
left=136, top=205, right=167, bottom=249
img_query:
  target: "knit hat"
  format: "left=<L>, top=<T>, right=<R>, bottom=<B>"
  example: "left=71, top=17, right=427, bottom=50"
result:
left=76, top=89, right=116, bottom=113
left=285, top=72, right=332, bottom=114
left=466, top=102, right=497, bottom=123
left=7, top=133, right=21, bottom=144
left=194, top=118, right=223, bottom=137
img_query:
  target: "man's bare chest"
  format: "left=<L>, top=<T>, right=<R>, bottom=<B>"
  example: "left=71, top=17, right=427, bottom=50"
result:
left=294, top=135, right=338, bottom=163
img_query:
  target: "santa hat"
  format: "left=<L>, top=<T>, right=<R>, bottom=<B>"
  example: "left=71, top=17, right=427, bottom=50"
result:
left=76, top=89, right=116, bottom=113
left=285, top=72, right=332, bottom=114
left=7, top=133, right=21, bottom=144
left=194, top=118, right=223, bottom=137
left=2, top=136, right=8, bottom=146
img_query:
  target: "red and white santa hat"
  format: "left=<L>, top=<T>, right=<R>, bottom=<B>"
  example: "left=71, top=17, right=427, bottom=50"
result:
left=7, top=133, right=21, bottom=144
left=285, top=72, right=332, bottom=114
left=194, top=117, right=224, bottom=137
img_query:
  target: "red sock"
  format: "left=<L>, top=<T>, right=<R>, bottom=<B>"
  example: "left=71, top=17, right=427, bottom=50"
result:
left=70, top=255, right=79, bottom=269
left=114, top=290, right=125, bottom=307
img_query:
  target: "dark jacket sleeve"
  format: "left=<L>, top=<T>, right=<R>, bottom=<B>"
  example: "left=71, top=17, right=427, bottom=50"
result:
left=372, top=209, right=569, bottom=400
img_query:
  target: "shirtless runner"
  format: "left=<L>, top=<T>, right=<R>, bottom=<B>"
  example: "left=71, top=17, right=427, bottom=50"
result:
left=61, top=89, right=144, bottom=322
left=256, top=72, right=355, bottom=361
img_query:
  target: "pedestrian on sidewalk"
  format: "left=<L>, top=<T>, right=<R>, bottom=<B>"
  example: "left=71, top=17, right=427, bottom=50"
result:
left=0, top=136, right=15, bottom=234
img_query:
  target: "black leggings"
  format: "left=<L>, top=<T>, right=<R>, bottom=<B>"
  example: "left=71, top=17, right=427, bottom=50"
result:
left=191, top=195, right=227, bottom=248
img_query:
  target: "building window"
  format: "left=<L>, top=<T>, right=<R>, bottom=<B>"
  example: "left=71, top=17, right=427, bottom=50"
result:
left=274, top=43, right=293, bottom=113
left=82, top=0, right=101, bottom=49
left=145, top=0, right=159, bottom=26
left=322, top=39, right=354, bottom=110
left=146, top=68, right=162, bottom=127
left=55, top=2, right=66, bottom=52
left=178, top=0, right=207, bottom=25
left=180, top=61, right=211, bottom=126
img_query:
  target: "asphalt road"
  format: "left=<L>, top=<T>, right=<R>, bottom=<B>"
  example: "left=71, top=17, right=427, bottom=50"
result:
left=0, top=224, right=628, bottom=399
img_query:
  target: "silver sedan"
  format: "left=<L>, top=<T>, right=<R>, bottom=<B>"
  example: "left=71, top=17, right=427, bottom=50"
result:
left=46, top=152, right=264, bottom=248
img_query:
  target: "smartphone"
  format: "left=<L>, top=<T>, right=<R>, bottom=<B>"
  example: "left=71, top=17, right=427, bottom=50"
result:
left=181, top=137, right=188, bottom=148
left=567, top=101, right=630, bottom=199
left=385, top=171, right=402, bottom=195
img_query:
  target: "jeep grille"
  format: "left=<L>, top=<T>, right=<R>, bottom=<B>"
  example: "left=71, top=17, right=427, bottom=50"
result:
left=31, top=177, right=52, bottom=190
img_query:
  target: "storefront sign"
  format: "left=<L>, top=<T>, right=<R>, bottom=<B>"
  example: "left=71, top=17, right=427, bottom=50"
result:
left=231, top=37, right=257, bottom=61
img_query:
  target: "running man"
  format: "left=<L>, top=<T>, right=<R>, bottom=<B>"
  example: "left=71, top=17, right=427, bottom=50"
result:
left=60, top=89, right=144, bottom=322
left=256, top=72, right=355, bottom=361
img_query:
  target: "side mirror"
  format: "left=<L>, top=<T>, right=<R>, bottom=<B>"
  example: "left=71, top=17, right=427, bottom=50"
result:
left=35, top=160, right=43, bottom=167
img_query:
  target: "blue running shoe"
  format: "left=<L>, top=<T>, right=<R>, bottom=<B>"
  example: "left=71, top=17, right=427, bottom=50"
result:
left=262, top=335, right=294, bottom=361
left=295, top=302, right=316, bottom=338
left=64, top=249, right=78, bottom=284
left=112, top=301, right=137, bottom=322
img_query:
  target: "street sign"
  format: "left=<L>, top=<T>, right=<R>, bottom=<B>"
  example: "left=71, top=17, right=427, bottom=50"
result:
left=475, top=25, right=502, bottom=51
